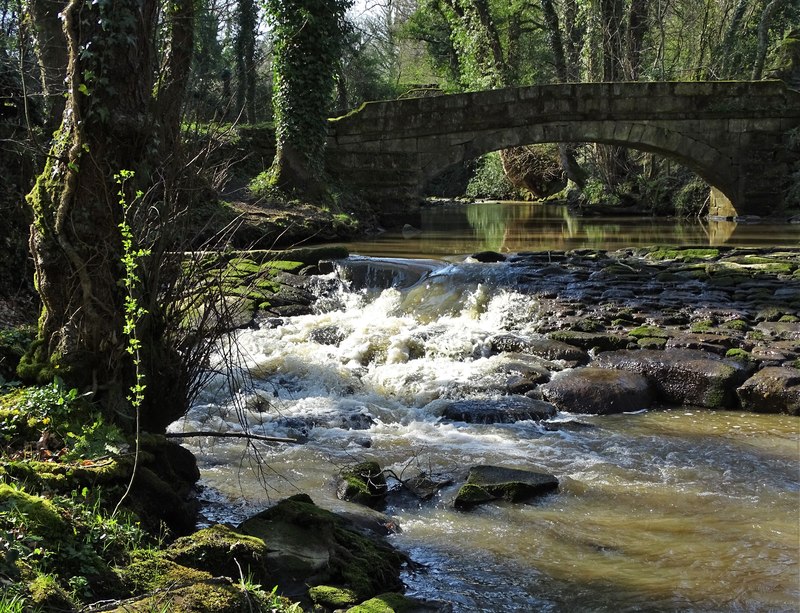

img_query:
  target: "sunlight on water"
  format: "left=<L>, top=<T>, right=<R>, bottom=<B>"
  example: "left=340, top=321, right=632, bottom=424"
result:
left=174, top=249, right=800, bottom=612
left=338, top=201, right=800, bottom=258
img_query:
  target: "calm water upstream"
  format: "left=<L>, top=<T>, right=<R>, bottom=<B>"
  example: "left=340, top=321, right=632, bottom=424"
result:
left=174, top=201, right=800, bottom=612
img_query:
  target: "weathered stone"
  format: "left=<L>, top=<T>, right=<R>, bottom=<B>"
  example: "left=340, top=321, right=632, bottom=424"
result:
left=754, top=321, right=800, bottom=341
left=337, top=461, right=388, bottom=507
left=309, top=325, right=346, bottom=345
left=239, top=494, right=405, bottom=600
left=594, top=349, right=750, bottom=409
left=454, top=465, right=558, bottom=509
left=666, top=332, right=735, bottom=354
left=548, top=330, right=631, bottom=352
left=736, top=367, right=800, bottom=415
left=540, top=367, right=653, bottom=414
left=328, top=82, right=800, bottom=215
left=489, top=334, right=589, bottom=365
left=440, top=395, right=557, bottom=423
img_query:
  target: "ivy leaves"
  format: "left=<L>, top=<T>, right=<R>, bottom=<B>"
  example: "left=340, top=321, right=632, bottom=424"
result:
left=263, top=0, right=353, bottom=175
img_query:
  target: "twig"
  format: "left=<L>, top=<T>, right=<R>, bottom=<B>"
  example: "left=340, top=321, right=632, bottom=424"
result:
left=165, top=431, right=299, bottom=444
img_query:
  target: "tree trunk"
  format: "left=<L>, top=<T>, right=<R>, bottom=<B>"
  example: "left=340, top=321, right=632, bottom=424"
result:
left=25, top=0, right=189, bottom=433
left=541, top=0, right=586, bottom=188
left=158, top=0, right=195, bottom=149
left=626, top=0, right=648, bottom=79
left=235, top=0, right=257, bottom=122
left=752, top=0, right=787, bottom=80
left=27, top=0, right=68, bottom=132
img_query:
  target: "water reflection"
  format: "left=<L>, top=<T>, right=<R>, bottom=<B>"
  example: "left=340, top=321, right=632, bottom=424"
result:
left=342, top=201, right=800, bottom=258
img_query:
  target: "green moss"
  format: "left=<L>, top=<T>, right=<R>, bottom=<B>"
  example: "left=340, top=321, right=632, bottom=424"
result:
left=240, top=495, right=404, bottom=600
left=264, top=260, right=305, bottom=274
left=453, top=483, right=494, bottom=508
left=647, top=248, right=719, bottom=261
left=28, top=573, right=74, bottom=610
left=637, top=337, right=667, bottom=349
left=338, top=461, right=388, bottom=506
left=725, top=348, right=752, bottom=361
left=720, top=319, right=750, bottom=331
left=346, top=592, right=418, bottom=612
left=165, top=525, right=269, bottom=584
left=115, top=578, right=250, bottom=612
left=628, top=326, right=670, bottom=339
left=117, top=553, right=212, bottom=594
left=778, top=314, right=799, bottom=323
left=309, top=585, right=359, bottom=608
left=0, top=483, right=70, bottom=540
left=690, top=320, right=715, bottom=332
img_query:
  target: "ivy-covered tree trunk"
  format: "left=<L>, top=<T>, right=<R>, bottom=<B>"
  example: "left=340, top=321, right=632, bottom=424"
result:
left=264, top=0, right=352, bottom=196
left=27, top=0, right=68, bottom=132
left=24, top=0, right=191, bottom=433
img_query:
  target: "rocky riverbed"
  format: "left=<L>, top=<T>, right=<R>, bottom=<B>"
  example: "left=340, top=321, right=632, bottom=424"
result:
left=301, top=245, right=800, bottom=419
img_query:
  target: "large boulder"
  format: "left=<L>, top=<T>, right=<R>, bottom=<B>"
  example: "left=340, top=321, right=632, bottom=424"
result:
left=238, top=494, right=405, bottom=601
left=440, top=395, right=557, bottom=423
left=594, top=349, right=750, bottom=409
left=540, top=367, right=653, bottom=414
left=453, top=465, right=558, bottom=509
left=736, top=367, right=800, bottom=415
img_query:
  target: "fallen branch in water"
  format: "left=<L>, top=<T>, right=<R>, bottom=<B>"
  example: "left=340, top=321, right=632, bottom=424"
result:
left=165, top=431, right=299, bottom=444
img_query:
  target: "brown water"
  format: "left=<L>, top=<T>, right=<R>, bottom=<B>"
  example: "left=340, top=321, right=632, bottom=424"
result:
left=341, top=201, right=800, bottom=258
left=175, top=203, right=800, bottom=611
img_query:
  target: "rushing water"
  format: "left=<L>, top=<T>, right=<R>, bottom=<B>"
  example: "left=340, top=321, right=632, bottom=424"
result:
left=173, top=202, right=800, bottom=612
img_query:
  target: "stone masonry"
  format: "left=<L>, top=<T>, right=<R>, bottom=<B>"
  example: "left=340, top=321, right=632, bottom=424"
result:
left=326, top=81, right=800, bottom=217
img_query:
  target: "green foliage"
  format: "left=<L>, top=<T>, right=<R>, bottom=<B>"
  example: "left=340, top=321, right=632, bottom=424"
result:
left=581, top=178, right=621, bottom=207
left=115, top=170, right=150, bottom=415
left=0, top=482, right=150, bottom=603
left=465, top=152, right=516, bottom=199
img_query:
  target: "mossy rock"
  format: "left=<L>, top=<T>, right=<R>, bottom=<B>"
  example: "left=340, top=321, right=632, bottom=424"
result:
left=646, top=248, right=719, bottom=261
left=690, top=319, right=715, bottom=333
left=454, top=465, right=559, bottom=509
left=116, top=553, right=213, bottom=595
left=337, top=461, right=388, bottom=507
left=346, top=592, right=420, bottom=613
left=0, top=483, right=71, bottom=540
left=637, top=336, right=667, bottom=349
left=0, top=457, right=128, bottom=493
left=238, top=494, right=405, bottom=601
left=725, top=348, right=753, bottom=362
left=548, top=331, right=629, bottom=352
left=628, top=325, right=671, bottom=339
left=104, top=577, right=258, bottom=613
left=309, top=585, right=360, bottom=608
left=165, top=525, right=271, bottom=585
left=0, top=325, right=35, bottom=382
left=720, top=319, right=750, bottom=331
left=28, top=573, right=74, bottom=611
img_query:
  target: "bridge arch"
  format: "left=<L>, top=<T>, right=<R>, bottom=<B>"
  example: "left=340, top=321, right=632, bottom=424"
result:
left=417, top=120, right=733, bottom=202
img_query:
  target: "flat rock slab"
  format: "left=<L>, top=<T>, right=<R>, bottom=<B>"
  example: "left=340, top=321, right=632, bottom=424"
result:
left=737, top=367, right=800, bottom=415
left=440, top=396, right=557, bottom=424
left=454, top=465, right=559, bottom=509
left=594, top=349, right=750, bottom=409
left=540, top=367, right=653, bottom=414
left=489, top=334, right=589, bottom=366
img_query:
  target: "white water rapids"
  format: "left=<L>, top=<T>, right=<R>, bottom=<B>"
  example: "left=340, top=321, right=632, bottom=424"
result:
left=171, top=256, right=799, bottom=612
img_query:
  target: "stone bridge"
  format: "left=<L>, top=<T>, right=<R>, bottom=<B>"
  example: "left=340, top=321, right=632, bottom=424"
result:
left=326, top=81, right=800, bottom=217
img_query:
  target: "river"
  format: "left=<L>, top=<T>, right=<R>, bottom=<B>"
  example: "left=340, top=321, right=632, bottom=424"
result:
left=173, top=202, right=800, bottom=612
